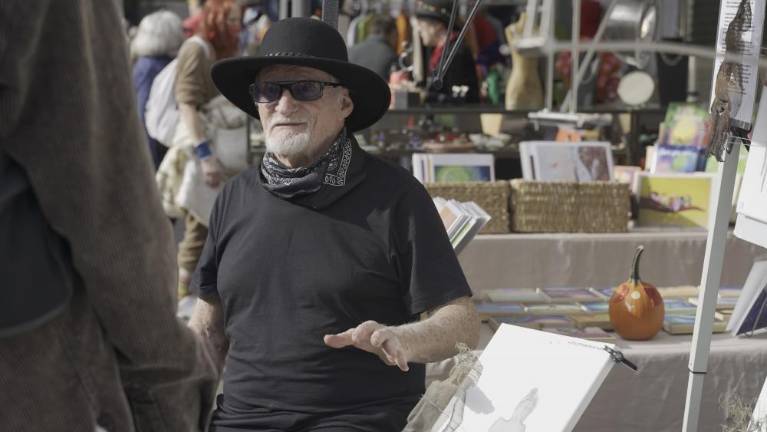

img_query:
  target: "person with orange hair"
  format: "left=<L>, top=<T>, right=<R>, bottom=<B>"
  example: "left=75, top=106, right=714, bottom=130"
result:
left=172, top=0, right=243, bottom=298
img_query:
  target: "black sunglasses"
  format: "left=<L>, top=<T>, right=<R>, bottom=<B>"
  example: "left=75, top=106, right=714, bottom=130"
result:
left=249, top=80, right=344, bottom=104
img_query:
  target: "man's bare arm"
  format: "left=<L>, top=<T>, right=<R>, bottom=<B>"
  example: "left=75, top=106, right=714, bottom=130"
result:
left=188, top=296, right=229, bottom=375
left=395, top=296, right=480, bottom=363
left=324, top=296, right=480, bottom=370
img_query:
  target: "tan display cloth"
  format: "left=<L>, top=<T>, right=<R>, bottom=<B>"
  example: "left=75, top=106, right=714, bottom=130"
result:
left=426, top=326, right=767, bottom=432
left=576, top=331, right=767, bottom=431
left=458, top=229, right=766, bottom=292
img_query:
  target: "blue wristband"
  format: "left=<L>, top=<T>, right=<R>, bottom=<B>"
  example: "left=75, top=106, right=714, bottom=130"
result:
left=193, top=141, right=212, bottom=159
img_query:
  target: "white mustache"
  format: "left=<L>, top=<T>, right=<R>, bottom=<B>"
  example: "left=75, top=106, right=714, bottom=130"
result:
left=269, top=117, right=308, bottom=126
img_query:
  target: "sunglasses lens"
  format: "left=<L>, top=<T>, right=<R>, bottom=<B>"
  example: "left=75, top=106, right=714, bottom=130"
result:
left=290, top=81, right=323, bottom=101
left=253, top=82, right=282, bottom=103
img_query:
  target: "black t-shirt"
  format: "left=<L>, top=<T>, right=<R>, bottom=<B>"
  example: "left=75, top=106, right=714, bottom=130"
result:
left=193, top=142, right=472, bottom=431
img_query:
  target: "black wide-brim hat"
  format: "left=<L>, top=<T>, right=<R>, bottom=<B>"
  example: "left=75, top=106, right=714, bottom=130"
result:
left=211, top=17, right=390, bottom=132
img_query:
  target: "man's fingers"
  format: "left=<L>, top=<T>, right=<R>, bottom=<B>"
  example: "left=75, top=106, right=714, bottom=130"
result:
left=325, top=322, right=380, bottom=350
left=351, top=321, right=381, bottom=346
left=326, top=322, right=409, bottom=371
left=394, top=351, right=409, bottom=372
left=369, top=327, right=392, bottom=348
left=323, top=329, right=354, bottom=348
left=375, top=330, right=409, bottom=372
left=381, top=338, right=409, bottom=372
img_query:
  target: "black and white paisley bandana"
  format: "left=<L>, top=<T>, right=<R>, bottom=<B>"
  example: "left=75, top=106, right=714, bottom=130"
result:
left=260, top=128, right=353, bottom=199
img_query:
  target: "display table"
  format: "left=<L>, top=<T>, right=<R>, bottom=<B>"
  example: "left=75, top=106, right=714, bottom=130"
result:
left=425, top=325, right=767, bottom=432
left=580, top=331, right=767, bottom=431
left=458, top=229, right=766, bottom=292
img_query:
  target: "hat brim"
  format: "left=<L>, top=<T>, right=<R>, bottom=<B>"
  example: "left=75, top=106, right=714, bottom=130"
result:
left=211, top=56, right=391, bottom=132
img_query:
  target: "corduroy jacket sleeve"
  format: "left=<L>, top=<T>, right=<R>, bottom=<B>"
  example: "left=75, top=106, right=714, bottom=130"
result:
left=0, top=1, right=218, bottom=430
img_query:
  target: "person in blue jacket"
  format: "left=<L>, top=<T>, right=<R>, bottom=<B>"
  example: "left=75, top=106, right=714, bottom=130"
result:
left=131, top=10, right=185, bottom=169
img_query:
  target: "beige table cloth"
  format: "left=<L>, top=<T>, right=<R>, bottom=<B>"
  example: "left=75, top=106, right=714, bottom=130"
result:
left=458, top=230, right=766, bottom=292
left=577, top=331, right=767, bottom=431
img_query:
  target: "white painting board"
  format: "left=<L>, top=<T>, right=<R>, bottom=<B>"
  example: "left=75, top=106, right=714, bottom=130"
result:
left=736, top=86, right=767, bottom=224
left=726, top=258, right=767, bottom=335
left=709, top=0, right=766, bottom=128
left=430, top=324, right=616, bottom=432
left=749, top=376, right=767, bottom=431
left=735, top=213, right=767, bottom=250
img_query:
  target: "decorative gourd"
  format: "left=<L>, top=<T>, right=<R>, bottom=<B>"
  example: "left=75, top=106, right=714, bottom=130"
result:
left=609, top=246, right=664, bottom=340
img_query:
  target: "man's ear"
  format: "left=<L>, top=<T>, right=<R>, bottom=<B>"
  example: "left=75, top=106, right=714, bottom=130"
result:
left=340, top=90, right=354, bottom=119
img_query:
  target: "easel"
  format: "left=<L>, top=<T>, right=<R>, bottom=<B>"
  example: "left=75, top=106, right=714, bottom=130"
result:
left=681, top=138, right=742, bottom=431
left=682, top=0, right=765, bottom=429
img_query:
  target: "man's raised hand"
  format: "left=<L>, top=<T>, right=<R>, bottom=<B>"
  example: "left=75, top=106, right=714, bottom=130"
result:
left=323, top=320, right=410, bottom=372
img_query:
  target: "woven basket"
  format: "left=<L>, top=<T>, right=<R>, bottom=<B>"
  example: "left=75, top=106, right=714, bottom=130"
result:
left=425, top=182, right=511, bottom=234
left=510, top=180, right=630, bottom=233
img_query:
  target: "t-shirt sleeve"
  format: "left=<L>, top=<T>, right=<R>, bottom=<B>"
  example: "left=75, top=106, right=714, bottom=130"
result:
left=174, top=41, right=209, bottom=107
left=392, top=183, right=473, bottom=315
left=191, top=190, right=225, bottom=298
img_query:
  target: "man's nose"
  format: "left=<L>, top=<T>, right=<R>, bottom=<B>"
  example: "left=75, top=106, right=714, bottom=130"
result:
left=274, top=88, right=298, bottom=114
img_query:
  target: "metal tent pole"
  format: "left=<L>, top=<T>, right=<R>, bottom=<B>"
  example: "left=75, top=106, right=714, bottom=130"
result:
left=682, top=140, right=741, bottom=431
left=291, top=0, right=311, bottom=18
left=279, top=0, right=289, bottom=19
left=322, top=0, right=339, bottom=29
left=560, top=0, right=618, bottom=112
left=434, top=0, right=484, bottom=87
left=681, top=0, right=698, bottom=101
left=544, top=0, right=555, bottom=111
left=570, top=0, right=581, bottom=113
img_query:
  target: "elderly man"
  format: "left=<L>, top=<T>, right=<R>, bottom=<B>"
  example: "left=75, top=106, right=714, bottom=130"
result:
left=189, top=17, right=480, bottom=432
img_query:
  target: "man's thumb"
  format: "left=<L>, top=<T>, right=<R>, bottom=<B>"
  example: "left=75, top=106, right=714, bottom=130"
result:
left=323, top=333, right=351, bottom=348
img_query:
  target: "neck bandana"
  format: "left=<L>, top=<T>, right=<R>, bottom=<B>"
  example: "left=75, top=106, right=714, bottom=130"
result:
left=260, top=128, right=353, bottom=199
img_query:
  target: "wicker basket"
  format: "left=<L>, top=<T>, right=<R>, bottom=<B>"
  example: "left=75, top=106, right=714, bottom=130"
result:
left=425, top=181, right=511, bottom=234
left=510, top=180, right=630, bottom=233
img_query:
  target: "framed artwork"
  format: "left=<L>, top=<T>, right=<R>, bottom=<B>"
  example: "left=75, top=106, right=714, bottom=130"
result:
left=633, top=173, right=715, bottom=228
left=413, top=153, right=495, bottom=183
left=520, top=141, right=614, bottom=182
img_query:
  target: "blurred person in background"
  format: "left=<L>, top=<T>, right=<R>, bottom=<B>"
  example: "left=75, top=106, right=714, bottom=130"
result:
left=0, top=1, right=217, bottom=431
left=414, top=0, right=480, bottom=104
left=348, top=15, right=399, bottom=81
left=184, top=0, right=207, bottom=37
left=156, top=0, right=243, bottom=300
left=131, top=10, right=185, bottom=169
left=240, top=2, right=271, bottom=56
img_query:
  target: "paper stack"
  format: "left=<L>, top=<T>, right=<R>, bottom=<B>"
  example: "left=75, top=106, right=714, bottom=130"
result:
left=433, top=197, right=491, bottom=255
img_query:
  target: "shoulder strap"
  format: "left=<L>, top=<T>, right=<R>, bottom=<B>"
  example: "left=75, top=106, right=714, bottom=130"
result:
left=188, top=35, right=213, bottom=60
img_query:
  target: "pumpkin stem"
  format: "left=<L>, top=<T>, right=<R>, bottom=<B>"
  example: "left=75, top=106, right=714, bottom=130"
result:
left=631, top=245, right=645, bottom=283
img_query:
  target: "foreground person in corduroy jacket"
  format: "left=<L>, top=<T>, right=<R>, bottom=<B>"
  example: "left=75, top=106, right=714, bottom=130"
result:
left=0, top=1, right=218, bottom=431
